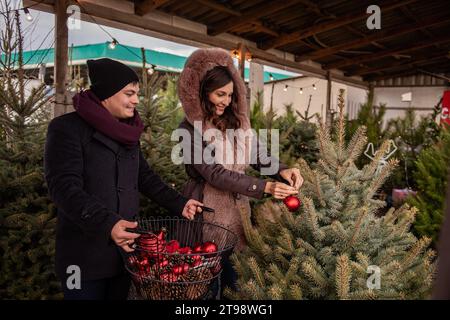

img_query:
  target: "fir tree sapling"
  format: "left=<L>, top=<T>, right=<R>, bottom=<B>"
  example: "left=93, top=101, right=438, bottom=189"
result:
left=227, top=89, right=435, bottom=300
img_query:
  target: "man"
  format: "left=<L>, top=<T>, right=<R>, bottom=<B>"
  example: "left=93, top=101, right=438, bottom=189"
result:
left=44, top=58, right=202, bottom=300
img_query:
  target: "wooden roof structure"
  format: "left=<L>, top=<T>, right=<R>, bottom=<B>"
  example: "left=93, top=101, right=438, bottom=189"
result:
left=131, top=0, right=450, bottom=85
left=25, top=0, right=450, bottom=117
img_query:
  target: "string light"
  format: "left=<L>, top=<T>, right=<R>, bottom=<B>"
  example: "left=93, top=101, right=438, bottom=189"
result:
left=23, top=7, right=33, bottom=21
left=108, top=38, right=118, bottom=49
left=147, top=64, right=155, bottom=75
left=269, top=73, right=319, bottom=93
left=246, top=52, right=252, bottom=62
left=232, top=49, right=239, bottom=59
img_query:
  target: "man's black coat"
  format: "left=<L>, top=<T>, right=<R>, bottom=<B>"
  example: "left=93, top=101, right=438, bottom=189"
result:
left=44, top=112, right=187, bottom=282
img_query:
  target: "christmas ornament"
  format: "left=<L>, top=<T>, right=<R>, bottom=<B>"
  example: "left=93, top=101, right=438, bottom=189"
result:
left=178, top=246, right=192, bottom=254
left=193, top=243, right=203, bottom=253
left=172, top=263, right=190, bottom=275
left=166, top=240, right=180, bottom=253
left=201, top=241, right=218, bottom=258
left=283, top=195, right=301, bottom=212
left=364, top=140, right=397, bottom=175
left=157, top=258, right=169, bottom=269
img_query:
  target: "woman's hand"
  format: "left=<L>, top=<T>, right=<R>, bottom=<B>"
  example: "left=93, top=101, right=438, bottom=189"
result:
left=279, top=168, right=304, bottom=190
left=111, top=220, right=141, bottom=253
left=182, top=199, right=204, bottom=220
left=264, top=181, right=299, bottom=199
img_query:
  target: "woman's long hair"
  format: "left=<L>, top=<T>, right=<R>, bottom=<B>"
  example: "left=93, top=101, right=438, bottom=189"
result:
left=199, top=66, right=241, bottom=131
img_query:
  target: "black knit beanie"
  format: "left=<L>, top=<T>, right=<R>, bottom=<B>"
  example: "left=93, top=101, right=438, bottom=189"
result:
left=87, top=58, right=139, bottom=100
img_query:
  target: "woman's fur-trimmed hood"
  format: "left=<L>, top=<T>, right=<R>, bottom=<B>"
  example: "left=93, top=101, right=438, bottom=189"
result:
left=178, top=48, right=250, bottom=130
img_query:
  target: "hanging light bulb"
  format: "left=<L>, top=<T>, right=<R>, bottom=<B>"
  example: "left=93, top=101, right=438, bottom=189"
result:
left=246, top=52, right=252, bottom=62
left=147, top=64, right=155, bottom=75
left=23, top=7, right=33, bottom=21
left=313, top=83, right=317, bottom=90
left=232, top=49, right=239, bottom=59
left=283, top=85, right=288, bottom=92
left=299, top=88, right=303, bottom=94
left=269, top=73, right=274, bottom=81
left=109, top=39, right=118, bottom=50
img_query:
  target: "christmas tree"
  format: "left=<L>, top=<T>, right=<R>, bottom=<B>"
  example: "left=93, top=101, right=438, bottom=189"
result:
left=346, top=89, right=387, bottom=150
left=409, top=126, right=450, bottom=247
left=227, top=89, right=435, bottom=300
left=137, top=73, right=187, bottom=217
left=0, top=5, right=61, bottom=299
left=274, top=103, right=318, bottom=166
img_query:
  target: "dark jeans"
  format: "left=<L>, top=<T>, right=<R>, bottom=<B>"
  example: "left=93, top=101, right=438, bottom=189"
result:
left=62, top=273, right=131, bottom=300
left=211, top=255, right=237, bottom=299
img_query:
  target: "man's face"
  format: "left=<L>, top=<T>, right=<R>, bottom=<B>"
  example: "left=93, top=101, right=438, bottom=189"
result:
left=102, top=82, right=140, bottom=119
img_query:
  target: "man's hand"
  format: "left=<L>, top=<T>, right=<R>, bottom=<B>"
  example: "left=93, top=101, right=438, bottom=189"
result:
left=279, top=168, right=304, bottom=190
left=182, top=199, right=203, bottom=220
left=111, top=220, right=140, bottom=253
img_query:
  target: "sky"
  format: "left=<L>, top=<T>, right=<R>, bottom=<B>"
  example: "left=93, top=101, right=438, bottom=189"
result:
left=2, top=1, right=298, bottom=77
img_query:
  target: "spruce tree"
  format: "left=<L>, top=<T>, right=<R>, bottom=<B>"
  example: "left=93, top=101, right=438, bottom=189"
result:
left=409, top=126, right=450, bottom=247
left=137, top=73, right=187, bottom=217
left=0, top=5, right=61, bottom=299
left=227, top=89, right=435, bottom=300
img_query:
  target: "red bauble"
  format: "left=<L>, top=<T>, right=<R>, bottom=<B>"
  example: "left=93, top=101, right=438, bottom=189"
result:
left=201, top=241, right=218, bottom=258
left=166, top=240, right=180, bottom=253
left=178, top=246, right=192, bottom=254
left=172, top=263, right=190, bottom=275
left=157, top=258, right=169, bottom=269
left=283, top=195, right=301, bottom=212
left=193, top=243, right=203, bottom=253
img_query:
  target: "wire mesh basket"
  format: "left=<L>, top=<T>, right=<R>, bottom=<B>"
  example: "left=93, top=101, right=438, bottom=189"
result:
left=122, top=216, right=238, bottom=300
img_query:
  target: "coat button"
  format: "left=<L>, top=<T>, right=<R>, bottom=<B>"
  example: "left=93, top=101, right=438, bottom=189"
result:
left=252, top=184, right=257, bottom=190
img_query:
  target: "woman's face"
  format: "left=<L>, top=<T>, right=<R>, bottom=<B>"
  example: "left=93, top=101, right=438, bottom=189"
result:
left=208, top=81, right=233, bottom=116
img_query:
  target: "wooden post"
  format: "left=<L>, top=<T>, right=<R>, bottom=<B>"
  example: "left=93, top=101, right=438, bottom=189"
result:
left=326, top=71, right=332, bottom=126
left=53, top=0, right=69, bottom=118
left=237, top=42, right=246, bottom=81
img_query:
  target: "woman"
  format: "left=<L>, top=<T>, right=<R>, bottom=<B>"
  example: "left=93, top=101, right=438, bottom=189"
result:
left=177, top=48, right=303, bottom=295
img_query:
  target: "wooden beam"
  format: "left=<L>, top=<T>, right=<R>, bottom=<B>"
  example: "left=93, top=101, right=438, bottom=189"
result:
left=238, top=43, right=246, bottom=80
left=27, top=0, right=368, bottom=89
left=348, top=52, right=450, bottom=76
left=193, top=0, right=241, bottom=17
left=260, top=0, right=419, bottom=50
left=135, top=0, right=170, bottom=16
left=251, top=21, right=280, bottom=37
left=53, top=0, right=69, bottom=118
left=326, top=34, right=450, bottom=70
left=366, top=64, right=449, bottom=82
left=208, top=0, right=301, bottom=36
left=400, top=6, right=438, bottom=45
left=312, top=17, right=450, bottom=69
